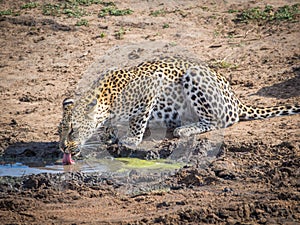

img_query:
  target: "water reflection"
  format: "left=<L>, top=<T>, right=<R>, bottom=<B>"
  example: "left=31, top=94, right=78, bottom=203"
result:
left=0, top=158, right=183, bottom=177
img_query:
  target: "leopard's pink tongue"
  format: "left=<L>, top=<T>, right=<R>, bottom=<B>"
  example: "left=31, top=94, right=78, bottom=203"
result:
left=62, top=153, right=75, bottom=165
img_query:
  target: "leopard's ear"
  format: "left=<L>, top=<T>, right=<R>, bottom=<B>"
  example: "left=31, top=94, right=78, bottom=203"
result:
left=62, top=98, right=75, bottom=111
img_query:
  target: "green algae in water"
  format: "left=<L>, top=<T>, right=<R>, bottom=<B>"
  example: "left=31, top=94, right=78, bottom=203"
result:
left=60, top=157, right=184, bottom=174
left=115, top=158, right=183, bottom=171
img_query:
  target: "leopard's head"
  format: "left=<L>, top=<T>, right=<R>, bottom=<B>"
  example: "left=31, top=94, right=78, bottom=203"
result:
left=58, top=98, right=107, bottom=163
left=58, top=98, right=81, bottom=157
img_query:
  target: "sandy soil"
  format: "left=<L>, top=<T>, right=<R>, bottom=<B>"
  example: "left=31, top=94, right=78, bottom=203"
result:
left=0, top=0, right=299, bottom=224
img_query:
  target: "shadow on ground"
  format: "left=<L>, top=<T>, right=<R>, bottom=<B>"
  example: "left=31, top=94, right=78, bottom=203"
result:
left=1, top=142, right=61, bottom=166
left=255, top=69, right=300, bottom=99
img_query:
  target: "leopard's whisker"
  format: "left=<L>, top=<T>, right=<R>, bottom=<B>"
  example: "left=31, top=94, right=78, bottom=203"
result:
left=83, top=141, right=101, bottom=145
left=82, top=143, right=107, bottom=149
left=80, top=146, right=99, bottom=151
left=82, top=143, right=101, bottom=148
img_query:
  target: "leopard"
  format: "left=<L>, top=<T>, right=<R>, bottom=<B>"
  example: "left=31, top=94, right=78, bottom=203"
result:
left=58, top=56, right=300, bottom=164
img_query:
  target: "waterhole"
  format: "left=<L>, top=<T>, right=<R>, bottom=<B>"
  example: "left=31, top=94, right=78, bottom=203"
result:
left=0, top=158, right=183, bottom=177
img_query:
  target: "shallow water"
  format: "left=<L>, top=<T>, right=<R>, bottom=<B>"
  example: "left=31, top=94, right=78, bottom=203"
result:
left=0, top=161, right=101, bottom=177
left=0, top=158, right=183, bottom=177
left=0, top=162, right=64, bottom=177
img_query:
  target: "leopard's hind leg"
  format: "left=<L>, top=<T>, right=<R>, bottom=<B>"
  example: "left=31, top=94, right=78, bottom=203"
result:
left=174, top=66, right=240, bottom=137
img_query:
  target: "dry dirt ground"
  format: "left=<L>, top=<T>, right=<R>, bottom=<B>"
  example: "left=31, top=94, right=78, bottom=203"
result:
left=0, top=0, right=300, bottom=224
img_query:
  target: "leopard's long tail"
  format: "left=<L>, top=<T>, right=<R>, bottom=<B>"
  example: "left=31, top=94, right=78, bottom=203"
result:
left=238, top=102, right=300, bottom=121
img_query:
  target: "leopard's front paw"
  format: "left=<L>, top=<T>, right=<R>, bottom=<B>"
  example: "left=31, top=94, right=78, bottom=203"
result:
left=173, top=127, right=186, bottom=138
left=173, top=127, right=191, bottom=138
left=119, top=136, right=141, bottom=148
